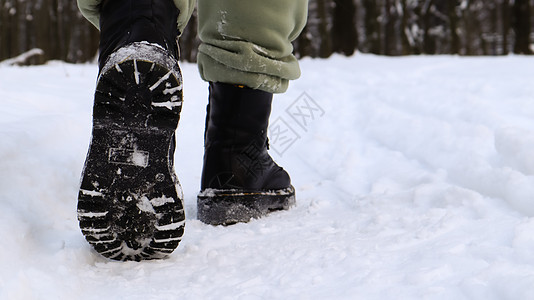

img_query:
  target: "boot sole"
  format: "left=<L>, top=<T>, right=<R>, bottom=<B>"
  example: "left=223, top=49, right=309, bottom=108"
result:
left=78, top=43, right=185, bottom=261
left=197, top=186, right=295, bottom=225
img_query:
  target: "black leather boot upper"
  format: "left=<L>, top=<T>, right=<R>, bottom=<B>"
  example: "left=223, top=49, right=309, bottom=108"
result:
left=98, top=0, right=180, bottom=71
left=200, top=82, right=292, bottom=191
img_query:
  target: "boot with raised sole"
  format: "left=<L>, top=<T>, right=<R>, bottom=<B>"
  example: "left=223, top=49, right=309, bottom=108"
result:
left=77, top=0, right=185, bottom=261
left=197, top=82, right=295, bottom=226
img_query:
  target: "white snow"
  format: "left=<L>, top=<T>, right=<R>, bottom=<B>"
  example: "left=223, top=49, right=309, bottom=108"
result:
left=163, top=86, right=183, bottom=95
left=80, top=189, right=103, bottom=197
left=151, top=99, right=182, bottom=110
left=136, top=196, right=156, bottom=214
left=130, top=149, right=149, bottom=168
left=155, top=221, right=185, bottom=231
left=149, top=71, right=173, bottom=91
left=1, top=54, right=534, bottom=299
left=77, top=211, right=108, bottom=218
left=150, top=195, right=176, bottom=207
left=0, top=48, right=44, bottom=67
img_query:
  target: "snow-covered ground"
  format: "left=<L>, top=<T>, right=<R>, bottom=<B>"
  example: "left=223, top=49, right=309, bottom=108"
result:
left=1, top=54, right=534, bottom=299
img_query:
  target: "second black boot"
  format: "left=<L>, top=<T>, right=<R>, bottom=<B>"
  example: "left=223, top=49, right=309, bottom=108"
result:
left=198, top=82, right=296, bottom=225
left=77, top=0, right=185, bottom=261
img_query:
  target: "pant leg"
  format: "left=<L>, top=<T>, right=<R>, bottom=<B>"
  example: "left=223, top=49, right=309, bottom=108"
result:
left=197, top=0, right=308, bottom=93
left=77, top=0, right=196, bottom=35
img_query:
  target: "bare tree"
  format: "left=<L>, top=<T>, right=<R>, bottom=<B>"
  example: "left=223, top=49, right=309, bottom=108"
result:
left=513, top=0, right=532, bottom=53
left=332, top=0, right=358, bottom=56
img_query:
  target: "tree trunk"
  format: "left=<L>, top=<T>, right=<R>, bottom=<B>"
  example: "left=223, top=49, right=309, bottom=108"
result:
left=513, top=0, right=532, bottom=54
left=332, top=0, right=357, bottom=56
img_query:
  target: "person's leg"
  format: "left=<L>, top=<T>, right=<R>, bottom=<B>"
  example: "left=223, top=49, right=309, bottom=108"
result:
left=76, top=0, right=194, bottom=261
left=77, top=0, right=195, bottom=36
left=197, top=0, right=308, bottom=225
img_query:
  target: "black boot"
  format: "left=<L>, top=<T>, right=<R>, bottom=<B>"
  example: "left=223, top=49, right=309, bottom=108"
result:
left=197, top=82, right=296, bottom=225
left=77, top=0, right=185, bottom=261
left=97, top=0, right=180, bottom=71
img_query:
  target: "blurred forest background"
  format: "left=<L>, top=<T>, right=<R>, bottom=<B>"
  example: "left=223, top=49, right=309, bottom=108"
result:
left=1, top=0, right=533, bottom=65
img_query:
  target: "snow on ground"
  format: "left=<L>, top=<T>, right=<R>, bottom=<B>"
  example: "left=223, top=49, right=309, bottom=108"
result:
left=1, top=54, right=534, bottom=299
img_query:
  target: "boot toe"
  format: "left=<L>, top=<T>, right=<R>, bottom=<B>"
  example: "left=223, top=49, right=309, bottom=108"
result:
left=263, top=167, right=292, bottom=190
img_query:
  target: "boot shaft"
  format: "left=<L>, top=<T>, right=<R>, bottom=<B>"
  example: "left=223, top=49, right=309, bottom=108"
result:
left=204, top=82, right=273, bottom=148
left=98, top=0, right=180, bottom=71
left=201, top=82, right=291, bottom=191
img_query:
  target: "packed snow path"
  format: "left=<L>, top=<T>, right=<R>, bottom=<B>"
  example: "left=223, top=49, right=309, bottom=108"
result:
left=1, top=55, right=534, bottom=299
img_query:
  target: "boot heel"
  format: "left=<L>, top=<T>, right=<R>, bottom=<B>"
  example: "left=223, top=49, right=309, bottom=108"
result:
left=197, top=187, right=295, bottom=225
left=95, top=42, right=183, bottom=129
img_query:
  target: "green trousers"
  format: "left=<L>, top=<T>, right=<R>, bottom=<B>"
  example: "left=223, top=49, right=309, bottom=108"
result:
left=77, top=0, right=308, bottom=93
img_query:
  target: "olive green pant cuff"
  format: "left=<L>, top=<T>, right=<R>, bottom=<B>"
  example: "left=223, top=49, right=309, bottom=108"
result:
left=197, top=0, right=308, bottom=93
left=197, top=46, right=301, bottom=94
